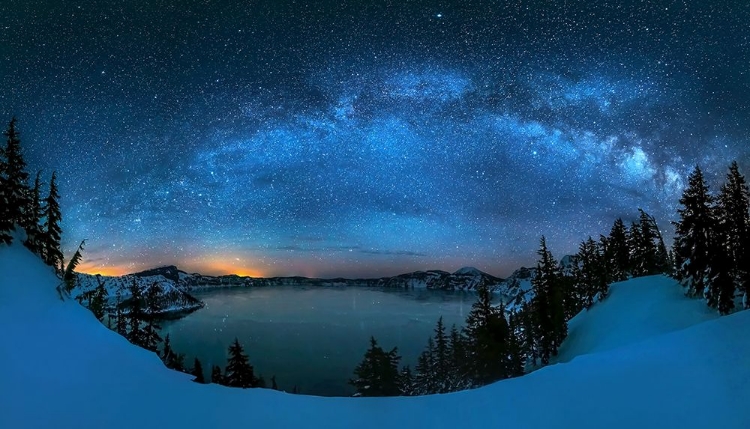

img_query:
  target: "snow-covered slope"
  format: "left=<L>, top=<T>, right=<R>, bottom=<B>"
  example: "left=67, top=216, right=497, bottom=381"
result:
left=2, top=243, right=749, bottom=429
left=556, top=275, right=719, bottom=363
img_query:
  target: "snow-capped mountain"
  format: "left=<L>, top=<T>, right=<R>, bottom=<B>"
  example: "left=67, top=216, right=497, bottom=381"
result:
left=73, top=271, right=204, bottom=316
left=105, top=265, right=507, bottom=292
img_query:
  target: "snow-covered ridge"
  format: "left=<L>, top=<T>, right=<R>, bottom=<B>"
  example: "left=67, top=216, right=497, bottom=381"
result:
left=2, top=242, right=749, bottom=428
left=72, top=271, right=204, bottom=316
left=139, top=265, right=505, bottom=292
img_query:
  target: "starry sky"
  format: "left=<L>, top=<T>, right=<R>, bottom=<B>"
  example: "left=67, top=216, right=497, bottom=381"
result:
left=1, top=0, right=749, bottom=278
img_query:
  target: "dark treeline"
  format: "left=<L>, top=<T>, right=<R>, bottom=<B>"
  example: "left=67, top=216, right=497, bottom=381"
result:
left=0, top=117, right=85, bottom=293
left=350, top=206, right=676, bottom=397
left=106, top=278, right=280, bottom=390
left=673, top=163, right=750, bottom=315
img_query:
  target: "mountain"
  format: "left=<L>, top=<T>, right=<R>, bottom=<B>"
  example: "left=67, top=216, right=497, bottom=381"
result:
left=166, top=266, right=503, bottom=291
left=3, top=240, right=749, bottom=428
left=71, top=265, right=506, bottom=315
left=72, top=271, right=204, bottom=316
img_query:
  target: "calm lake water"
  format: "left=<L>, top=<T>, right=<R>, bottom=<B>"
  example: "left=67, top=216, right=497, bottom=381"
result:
left=160, top=285, right=475, bottom=396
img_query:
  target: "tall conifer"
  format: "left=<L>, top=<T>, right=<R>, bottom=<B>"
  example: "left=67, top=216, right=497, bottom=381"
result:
left=531, top=237, right=567, bottom=364
left=23, top=171, right=44, bottom=254
left=716, top=161, right=750, bottom=306
left=225, top=338, right=259, bottom=388
left=41, top=171, right=63, bottom=270
left=607, top=218, right=630, bottom=281
left=2, top=118, right=30, bottom=231
left=192, top=358, right=206, bottom=383
left=673, top=166, right=714, bottom=297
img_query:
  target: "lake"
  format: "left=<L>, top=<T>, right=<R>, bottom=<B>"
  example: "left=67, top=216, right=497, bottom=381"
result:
left=160, top=285, right=476, bottom=396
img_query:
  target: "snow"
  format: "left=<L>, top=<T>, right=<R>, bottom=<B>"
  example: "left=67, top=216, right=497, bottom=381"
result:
left=1, top=242, right=750, bottom=428
left=453, top=267, right=481, bottom=276
left=556, top=275, right=719, bottom=363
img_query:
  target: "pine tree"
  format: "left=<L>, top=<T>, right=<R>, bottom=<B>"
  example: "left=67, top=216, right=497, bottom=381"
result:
left=506, top=311, right=525, bottom=377
left=413, top=337, right=436, bottom=394
left=211, top=365, right=224, bottom=385
left=225, top=338, right=258, bottom=388
left=446, top=324, right=470, bottom=391
left=398, top=365, right=414, bottom=396
left=636, top=209, right=660, bottom=275
left=531, top=236, right=567, bottom=364
left=0, top=131, right=10, bottom=244
left=432, top=316, right=450, bottom=392
left=707, top=203, right=736, bottom=315
left=22, top=171, right=44, bottom=254
left=160, top=333, right=186, bottom=371
left=516, top=301, right=537, bottom=364
left=170, top=353, right=186, bottom=372
left=716, top=161, right=750, bottom=307
left=141, top=284, right=163, bottom=353
left=114, top=288, right=127, bottom=336
left=607, top=218, right=630, bottom=281
left=41, top=171, right=63, bottom=271
left=572, top=237, right=609, bottom=309
left=349, top=337, right=401, bottom=396
left=60, top=240, right=85, bottom=295
left=1, top=118, right=30, bottom=234
left=87, top=276, right=109, bottom=321
left=627, top=221, right=644, bottom=276
left=462, top=282, right=517, bottom=384
left=270, top=375, right=279, bottom=390
left=162, top=333, right=175, bottom=363
left=673, top=166, right=715, bottom=297
left=192, top=358, right=206, bottom=383
left=126, top=280, right=145, bottom=347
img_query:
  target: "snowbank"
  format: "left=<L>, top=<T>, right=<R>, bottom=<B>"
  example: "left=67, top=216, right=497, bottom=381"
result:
left=556, top=275, right=719, bottom=363
left=1, top=243, right=749, bottom=429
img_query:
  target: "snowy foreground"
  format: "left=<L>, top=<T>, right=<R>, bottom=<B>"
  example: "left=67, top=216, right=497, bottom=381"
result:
left=1, top=243, right=749, bottom=429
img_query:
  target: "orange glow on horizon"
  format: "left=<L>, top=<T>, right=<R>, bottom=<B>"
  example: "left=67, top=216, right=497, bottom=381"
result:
left=76, top=262, right=132, bottom=277
left=189, top=260, right=266, bottom=278
left=76, top=258, right=266, bottom=278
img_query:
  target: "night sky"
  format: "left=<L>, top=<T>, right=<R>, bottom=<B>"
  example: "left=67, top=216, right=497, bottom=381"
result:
left=1, top=1, right=748, bottom=278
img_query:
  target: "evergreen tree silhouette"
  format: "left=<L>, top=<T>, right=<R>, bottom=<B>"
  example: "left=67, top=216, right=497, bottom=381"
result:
left=126, top=280, right=145, bottom=347
left=22, top=171, right=44, bottom=255
left=1, top=118, right=30, bottom=235
left=716, top=161, right=750, bottom=307
left=463, top=282, right=518, bottom=384
left=41, top=171, right=63, bottom=271
left=573, top=237, right=609, bottom=309
left=446, top=324, right=469, bottom=391
left=398, top=365, right=414, bottom=396
left=225, top=338, right=258, bottom=388
left=192, top=358, right=206, bottom=383
left=88, top=276, right=108, bottom=321
left=141, top=283, right=163, bottom=352
left=162, top=333, right=175, bottom=363
left=635, top=209, right=660, bottom=275
left=707, top=202, right=736, bottom=315
left=211, top=364, right=224, bottom=385
left=432, top=316, right=450, bottom=392
left=531, top=237, right=567, bottom=364
left=606, top=218, right=630, bottom=281
left=0, top=127, right=9, bottom=243
left=349, top=337, right=401, bottom=396
left=114, top=288, right=127, bottom=336
left=673, top=166, right=714, bottom=297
